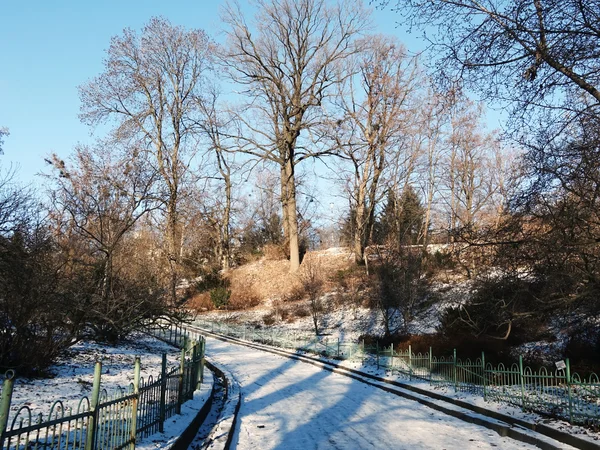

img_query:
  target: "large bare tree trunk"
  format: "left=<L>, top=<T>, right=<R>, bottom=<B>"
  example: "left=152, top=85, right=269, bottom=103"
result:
left=353, top=169, right=370, bottom=264
left=280, top=165, right=290, bottom=253
left=221, top=0, right=369, bottom=273
left=353, top=199, right=366, bottom=264
left=284, top=160, right=300, bottom=271
left=166, top=199, right=180, bottom=304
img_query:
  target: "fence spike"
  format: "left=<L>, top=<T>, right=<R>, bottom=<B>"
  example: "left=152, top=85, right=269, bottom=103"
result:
left=159, top=354, right=167, bottom=433
left=85, top=361, right=102, bottom=450
left=0, top=370, right=16, bottom=445
left=130, top=357, right=141, bottom=450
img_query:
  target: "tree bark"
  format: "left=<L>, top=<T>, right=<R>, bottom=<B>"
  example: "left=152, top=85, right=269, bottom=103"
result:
left=284, top=159, right=300, bottom=271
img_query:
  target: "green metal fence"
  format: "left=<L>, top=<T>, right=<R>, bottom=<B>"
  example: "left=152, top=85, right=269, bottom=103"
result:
left=194, top=318, right=600, bottom=427
left=0, top=325, right=205, bottom=450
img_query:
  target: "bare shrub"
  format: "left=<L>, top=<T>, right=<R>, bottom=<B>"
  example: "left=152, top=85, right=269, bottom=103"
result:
left=299, top=257, right=324, bottom=335
left=291, top=304, right=310, bottom=319
left=282, top=284, right=306, bottom=302
left=263, top=243, right=288, bottom=260
left=262, top=312, right=276, bottom=326
left=228, top=288, right=262, bottom=310
left=330, top=267, right=370, bottom=312
left=186, top=292, right=214, bottom=312
left=370, top=244, right=434, bottom=337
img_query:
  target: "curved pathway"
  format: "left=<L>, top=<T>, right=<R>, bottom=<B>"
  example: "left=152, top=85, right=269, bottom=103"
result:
left=206, top=337, right=544, bottom=450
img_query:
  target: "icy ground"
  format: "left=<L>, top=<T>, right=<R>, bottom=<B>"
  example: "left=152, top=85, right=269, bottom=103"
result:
left=205, top=336, right=545, bottom=450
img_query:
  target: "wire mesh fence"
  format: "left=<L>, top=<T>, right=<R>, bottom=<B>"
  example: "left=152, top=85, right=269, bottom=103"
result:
left=0, top=323, right=205, bottom=450
left=193, top=318, right=600, bottom=427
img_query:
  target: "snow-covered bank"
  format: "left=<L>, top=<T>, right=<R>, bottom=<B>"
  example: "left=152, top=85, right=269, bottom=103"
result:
left=2, top=333, right=214, bottom=450
left=7, top=334, right=181, bottom=418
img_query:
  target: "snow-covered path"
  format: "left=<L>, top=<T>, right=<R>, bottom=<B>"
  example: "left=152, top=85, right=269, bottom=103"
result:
left=206, top=337, right=539, bottom=450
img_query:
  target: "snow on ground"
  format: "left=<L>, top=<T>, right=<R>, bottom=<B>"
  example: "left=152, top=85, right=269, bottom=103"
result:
left=198, top=275, right=474, bottom=341
left=7, top=333, right=182, bottom=421
left=2, top=332, right=216, bottom=449
left=329, top=355, right=600, bottom=445
left=205, top=336, right=543, bottom=450
left=136, top=378, right=213, bottom=450
left=200, top=300, right=387, bottom=342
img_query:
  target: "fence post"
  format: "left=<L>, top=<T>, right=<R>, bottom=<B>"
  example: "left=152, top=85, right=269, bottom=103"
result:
left=453, top=349, right=457, bottom=392
left=376, top=342, right=379, bottom=369
left=482, top=351, right=487, bottom=401
left=189, top=341, right=197, bottom=398
left=177, top=344, right=186, bottom=414
left=337, top=338, right=340, bottom=358
left=429, top=347, right=433, bottom=384
left=519, top=355, right=525, bottom=409
left=390, top=343, right=394, bottom=373
left=566, top=358, right=573, bottom=424
left=361, top=339, right=365, bottom=362
left=0, top=370, right=15, bottom=446
left=85, top=362, right=102, bottom=450
left=159, top=354, right=167, bottom=433
left=408, top=345, right=412, bottom=380
left=129, top=357, right=141, bottom=450
left=200, top=338, right=205, bottom=384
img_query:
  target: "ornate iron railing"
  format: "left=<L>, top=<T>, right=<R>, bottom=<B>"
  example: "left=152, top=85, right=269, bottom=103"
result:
left=0, top=324, right=205, bottom=450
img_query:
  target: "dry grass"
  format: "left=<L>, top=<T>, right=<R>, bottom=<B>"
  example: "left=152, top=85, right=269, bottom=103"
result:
left=186, top=292, right=214, bottom=312
left=228, top=288, right=262, bottom=310
left=263, top=243, right=288, bottom=260
left=204, top=248, right=357, bottom=314
left=225, top=258, right=303, bottom=302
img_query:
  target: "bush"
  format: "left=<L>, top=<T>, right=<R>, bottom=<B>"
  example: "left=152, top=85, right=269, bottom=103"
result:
left=291, top=304, right=310, bottom=319
left=196, top=268, right=225, bottom=292
left=210, top=286, right=231, bottom=309
left=186, top=292, right=214, bottom=312
left=228, top=288, right=261, bottom=310
left=262, top=312, right=276, bottom=326
left=564, top=324, right=600, bottom=374
left=283, top=284, right=306, bottom=302
left=437, top=275, right=549, bottom=346
left=0, top=229, right=76, bottom=375
left=369, top=246, right=433, bottom=337
left=263, top=243, right=287, bottom=260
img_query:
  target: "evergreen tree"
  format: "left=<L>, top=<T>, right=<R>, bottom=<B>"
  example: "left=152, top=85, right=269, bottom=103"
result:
left=375, top=185, right=425, bottom=246
left=397, top=185, right=425, bottom=245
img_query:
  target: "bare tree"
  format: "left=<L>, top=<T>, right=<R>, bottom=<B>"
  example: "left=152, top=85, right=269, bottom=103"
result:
left=48, top=144, right=157, bottom=302
left=198, top=95, right=234, bottom=270
left=414, top=89, right=449, bottom=247
left=79, top=17, right=214, bottom=302
left=300, top=256, right=324, bottom=335
left=332, top=36, right=421, bottom=264
left=0, top=128, right=8, bottom=153
left=220, top=0, right=370, bottom=271
left=47, top=143, right=164, bottom=341
left=444, top=98, right=499, bottom=232
left=379, top=0, right=600, bottom=141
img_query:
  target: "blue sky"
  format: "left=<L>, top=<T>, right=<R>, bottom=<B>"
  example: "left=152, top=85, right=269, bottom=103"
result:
left=0, top=1, right=432, bottom=187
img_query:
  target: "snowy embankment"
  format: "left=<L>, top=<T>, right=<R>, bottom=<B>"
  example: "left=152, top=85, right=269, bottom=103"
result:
left=3, top=333, right=213, bottom=450
left=204, top=336, right=551, bottom=450
left=8, top=334, right=180, bottom=415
